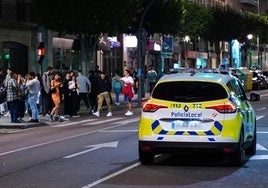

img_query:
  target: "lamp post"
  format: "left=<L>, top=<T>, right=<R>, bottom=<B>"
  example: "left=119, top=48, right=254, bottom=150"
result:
left=183, top=36, right=190, bottom=67
left=137, top=0, right=154, bottom=106
left=247, top=34, right=253, bottom=68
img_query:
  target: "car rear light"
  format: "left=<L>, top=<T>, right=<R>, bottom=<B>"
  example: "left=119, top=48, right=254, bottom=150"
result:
left=206, top=102, right=237, bottom=113
left=142, top=102, right=168, bottom=112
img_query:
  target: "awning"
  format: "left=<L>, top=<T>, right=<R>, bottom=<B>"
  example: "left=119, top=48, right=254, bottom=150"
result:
left=52, top=37, right=74, bottom=49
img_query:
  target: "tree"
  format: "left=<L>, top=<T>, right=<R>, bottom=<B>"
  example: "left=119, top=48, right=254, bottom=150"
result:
left=180, top=1, right=213, bottom=39
left=32, top=0, right=142, bottom=71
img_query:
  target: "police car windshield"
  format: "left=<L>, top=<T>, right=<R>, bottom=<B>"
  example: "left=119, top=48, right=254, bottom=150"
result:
left=152, top=81, right=228, bottom=102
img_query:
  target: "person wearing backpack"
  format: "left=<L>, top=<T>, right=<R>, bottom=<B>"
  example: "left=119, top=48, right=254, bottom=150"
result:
left=112, top=70, right=122, bottom=106
left=146, top=66, right=157, bottom=94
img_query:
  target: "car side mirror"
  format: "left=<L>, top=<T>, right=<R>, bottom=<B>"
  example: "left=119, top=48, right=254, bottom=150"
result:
left=249, top=92, right=260, bottom=101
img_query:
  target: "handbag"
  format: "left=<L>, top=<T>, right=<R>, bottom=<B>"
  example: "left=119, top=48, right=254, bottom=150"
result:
left=122, top=83, right=133, bottom=99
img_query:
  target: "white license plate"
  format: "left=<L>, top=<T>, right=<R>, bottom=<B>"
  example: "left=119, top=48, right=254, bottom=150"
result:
left=171, top=120, right=201, bottom=130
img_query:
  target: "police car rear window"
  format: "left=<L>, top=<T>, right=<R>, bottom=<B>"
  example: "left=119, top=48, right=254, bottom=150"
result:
left=152, top=81, right=228, bottom=102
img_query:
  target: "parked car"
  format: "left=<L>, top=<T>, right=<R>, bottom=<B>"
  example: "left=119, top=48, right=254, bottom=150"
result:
left=138, top=73, right=260, bottom=166
left=251, top=70, right=267, bottom=90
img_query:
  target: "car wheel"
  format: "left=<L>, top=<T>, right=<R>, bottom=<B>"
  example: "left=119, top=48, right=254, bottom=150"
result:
left=230, top=129, right=245, bottom=166
left=245, top=122, right=257, bottom=156
left=139, top=144, right=154, bottom=165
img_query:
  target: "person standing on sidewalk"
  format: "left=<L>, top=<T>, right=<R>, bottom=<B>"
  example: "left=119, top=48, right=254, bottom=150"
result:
left=77, top=70, right=91, bottom=113
left=6, top=72, right=20, bottom=123
left=41, top=66, right=53, bottom=115
left=93, top=72, right=112, bottom=117
left=112, top=70, right=122, bottom=106
left=50, top=72, right=63, bottom=122
left=120, top=69, right=134, bottom=116
left=26, top=72, right=40, bottom=123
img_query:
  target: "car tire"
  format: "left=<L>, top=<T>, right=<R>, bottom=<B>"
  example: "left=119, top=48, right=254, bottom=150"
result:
left=139, top=144, right=154, bottom=165
left=245, top=122, right=257, bottom=156
left=230, top=129, right=245, bottom=166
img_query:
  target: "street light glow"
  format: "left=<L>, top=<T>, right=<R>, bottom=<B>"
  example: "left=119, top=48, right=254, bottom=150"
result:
left=247, top=34, right=253, bottom=40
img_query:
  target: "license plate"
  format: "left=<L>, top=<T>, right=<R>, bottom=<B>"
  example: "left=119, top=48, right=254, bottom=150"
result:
left=171, top=120, right=201, bottom=130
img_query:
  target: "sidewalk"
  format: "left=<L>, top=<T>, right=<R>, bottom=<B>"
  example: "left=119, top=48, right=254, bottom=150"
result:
left=0, top=93, right=149, bottom=129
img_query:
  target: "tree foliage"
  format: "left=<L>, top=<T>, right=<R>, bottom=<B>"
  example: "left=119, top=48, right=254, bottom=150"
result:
left=180, top=1, right=212, bottom=39
left=32, top=0, right=141, bottom=37
left=144, top=0, right=183, bottom=35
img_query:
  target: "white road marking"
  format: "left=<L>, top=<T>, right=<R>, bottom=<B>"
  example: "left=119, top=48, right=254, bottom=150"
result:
left=52, top=119, right=96, bottom=127
left=250, top=155, right=268, bottom=160
left=257, top=131, right=268, bottom=134
left=111, top=117, right=140, bottom=125
left=82, top=117, right=124, bottom=125
left=0, top=123, right=135, bottom=156
left=257, top=107, right=266, bottom=111
left=256, top=115, right=264, bottom=120
left=81, top=162, right=140, bottom=188
left=99, top=130, right=137, bottom=133
left=257, top=143, right=268, bottom=151
left=63, top=141, right=118, bottom=159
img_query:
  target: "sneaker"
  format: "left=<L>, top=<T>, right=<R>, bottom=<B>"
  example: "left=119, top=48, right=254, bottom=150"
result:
left=115, top=102, right=120, bottom=106
left=125, top=111, right=133, bottom=116
left=93, top=111, right=100, bottom=117
left=106, top=112, right=112, bottom=117
left=50, top=115, right=54, bottom=122
left=4, top=112, right=10, bottom=117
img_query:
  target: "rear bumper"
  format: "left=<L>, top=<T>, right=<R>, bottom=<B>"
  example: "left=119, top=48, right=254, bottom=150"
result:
left=139, top=140, right=239, bottom=154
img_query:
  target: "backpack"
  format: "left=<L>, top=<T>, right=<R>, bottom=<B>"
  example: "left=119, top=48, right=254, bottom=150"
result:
left=113, top=80, right=122, bottom=90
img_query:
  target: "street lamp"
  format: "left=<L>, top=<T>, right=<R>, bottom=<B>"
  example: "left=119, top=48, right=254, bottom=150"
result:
left=183, top=36, right=190, bottom=66
left=137, top=0, right=154, bottom=106
left=247, top=34, right=253, bottom=68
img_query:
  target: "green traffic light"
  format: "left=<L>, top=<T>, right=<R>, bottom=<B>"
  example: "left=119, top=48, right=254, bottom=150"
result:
left=4, top=54, right=10, bottom=59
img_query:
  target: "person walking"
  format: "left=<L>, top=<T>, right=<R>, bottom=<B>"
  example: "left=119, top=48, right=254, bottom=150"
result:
left=6, top=72, right=20, bottom=123
left=76, top=70, right=91, bottom=113
left=120, top=69, right=134, bottom=116
left=88, top=70, right=99, bottom=113
left=50, top=72, right=63, bottom=122
left=26, top=72, right=40, bottom=123
left=146, top=66, right=157, bottom=94
left=93, top=72, right=112, bottom=117
left=112, top=70, right=122, bottom=106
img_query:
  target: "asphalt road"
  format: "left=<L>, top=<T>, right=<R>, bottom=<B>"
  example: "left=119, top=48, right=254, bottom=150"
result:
left=0, top=90, right=268, bottom=188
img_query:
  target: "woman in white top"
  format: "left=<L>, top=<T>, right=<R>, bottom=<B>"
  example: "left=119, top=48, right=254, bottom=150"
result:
left=120, top=69, right=134, bottom=116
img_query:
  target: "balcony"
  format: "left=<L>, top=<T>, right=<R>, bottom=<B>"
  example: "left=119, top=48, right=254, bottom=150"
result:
left=239, top=0, right=258, bottom=7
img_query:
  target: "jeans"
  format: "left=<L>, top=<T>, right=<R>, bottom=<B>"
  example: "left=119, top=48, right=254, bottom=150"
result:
left=9, top=100, right=19, bottom=122
left=113, top=88, right=121, bottom=103
left=29, top=94, right=39, bottom=120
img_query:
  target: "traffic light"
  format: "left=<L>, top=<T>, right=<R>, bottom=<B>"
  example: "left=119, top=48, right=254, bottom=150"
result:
left=4, top=54, right=10, bottom=59
left=37, top=42, right=45, bottom=64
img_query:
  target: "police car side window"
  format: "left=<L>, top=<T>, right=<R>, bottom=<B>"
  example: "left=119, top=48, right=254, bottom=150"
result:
left=227, top=79, right=247, bottom=100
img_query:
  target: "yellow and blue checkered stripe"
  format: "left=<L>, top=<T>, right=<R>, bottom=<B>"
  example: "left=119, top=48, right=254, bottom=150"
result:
left=151, top=120, right=223, bottom=138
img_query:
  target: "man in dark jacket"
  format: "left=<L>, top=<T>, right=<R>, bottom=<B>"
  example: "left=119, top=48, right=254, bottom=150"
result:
left=93, top=72, right=112, bottom=117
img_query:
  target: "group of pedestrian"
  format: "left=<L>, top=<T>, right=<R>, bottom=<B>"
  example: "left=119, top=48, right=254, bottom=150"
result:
left=0, top=66, right=137, bottom=123
left=0, top=67, right=41, bottom=123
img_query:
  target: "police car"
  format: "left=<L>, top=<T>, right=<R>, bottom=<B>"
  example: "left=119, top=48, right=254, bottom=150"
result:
left=138, top=72, right=260, bottom=166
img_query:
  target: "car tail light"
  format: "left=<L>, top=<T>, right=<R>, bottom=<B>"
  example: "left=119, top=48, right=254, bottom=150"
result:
left=142, top=102, right=168, bottom=112
left=206, top=102, right=237, bottom=113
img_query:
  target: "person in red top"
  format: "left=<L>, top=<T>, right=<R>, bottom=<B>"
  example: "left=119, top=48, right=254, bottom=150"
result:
left=120, top=69, right=134, bottom=116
